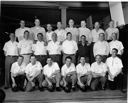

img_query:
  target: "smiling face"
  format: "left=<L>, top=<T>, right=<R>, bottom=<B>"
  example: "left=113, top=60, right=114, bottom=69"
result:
left=67, top=32, right=72, bottom=40
left=37, top=33, right=43, bottom=41
left=47, top=58, right=53, bottom=66
left=94, top=22, right=100, bottom=29
left=95, top=55, right=102, bottom=64
left=20, top=20, right=25, bottom=28
left=65, top=58, right=72, bottom=67
left=57, top=22, right=62, bottom=29
left=17, top=56, right=23, bottom=66
left=52, top=32, right=57, bottom=42
left=99, top=33, right=105, bottom=41
left=69, top=19, right=74, bottom=27
left=47, top=24, right=52, bottom=31
left=30, top=56, right=36, bottom=65
left=81, top=21, right=86, bottom=27
left=24, top=31, right=29, bottom=40
left=34, top=19, right=40, bottom=26
left=80, top=57, right=86, bottom=65
left=9, top=33, right=15, bottom=41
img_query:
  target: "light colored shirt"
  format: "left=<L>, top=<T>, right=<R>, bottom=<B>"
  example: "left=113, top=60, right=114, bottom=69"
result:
left=46, top=31, right=54, bottom=42
left=106, top=56, right=123, bottom=79
left=30, top=26, right=46, bottom=40
left=105, top=27, right=119, bottom=40
left=11, top=62, right=25, bottom=75
left=47, top=41, right=61, bottom=55
left=18, top=39, right=33, bottom=55
left=43, top=62, right=60, bottom=78
left=76, top=63, right=91, bottom=75
left=78, top=27, right=91, bottom=42
left=91, top=29, right=104, bottom=42
left=61, top=63, right=76, bottom=76
left=109, top=40, right=124, bottom=55
left=54, top=29, right=67, bottom=42
left=32, top=41, right=47, bottom=55
left=15, top=27, right=30, bottom=41
left=3, top=41, right=18, bottom=56
left=25, top=61, right=43, bottom=77
left=65, top=27, right=79, bottom=42
left=62, top=40, right=78, bottom=54
left=90, top=62, right=108, bottom=77
left=93, top=41, right=109, bottom=57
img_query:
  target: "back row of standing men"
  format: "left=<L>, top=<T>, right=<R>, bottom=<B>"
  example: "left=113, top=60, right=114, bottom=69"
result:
left=3, top=18, right=124, bottom=91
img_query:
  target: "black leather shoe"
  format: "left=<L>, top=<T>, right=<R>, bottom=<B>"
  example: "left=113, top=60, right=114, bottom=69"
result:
left=56, top=87, right=61, bottom=91
left=4, top=86, right=9, bottom=89
left=39, top=87, right=44, bottom=91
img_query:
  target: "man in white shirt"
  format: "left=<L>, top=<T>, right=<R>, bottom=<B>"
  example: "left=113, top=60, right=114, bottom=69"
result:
left=109, top=33, right=124, bottom=57
left=47, top=32, right=61, bottom=66
left=105, top=20, right=119, bottom=41
left=62, top=32, right=78, bottom=64
left=11, top=56, right=26, bottom=92
left=61, top=56, right=77, bottom=92
left=106, top=48, right=123, bottom=90
left=78, top=20, right=91, bottom=43
left=3, top=33, right=18, bottom=89
left=15, top=20, right=30, bottom=41
left=54, top=22, right=67, bottom=44
left=42, top=57, right=61, bottom=91
left=90, top=55, right=108, bottom=90
left=32, top=33, right=47, bottom=66
left=30, top=19, right=46, bottom=41
left=76, top=57, right=92, bottom=91
left=65, top=19, right=79, bottom=43
left=46, top=24, right=54, bottom=42
left=93, top=33, right=109, bottom=62
left=18, top=30, right=33, bottom=67
left=25, top=55, right=43, bottom=91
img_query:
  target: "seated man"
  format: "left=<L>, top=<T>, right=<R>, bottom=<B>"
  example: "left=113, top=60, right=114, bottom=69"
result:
left=42, top=57, right=61, bottom=91
left=61, top=56, right=77, bottom=92
left=90, top=55, right=108, bottom=91
left=11, top=56, right=26, bottom=92
left=25, top=55, right=43, bottom=92
left=76, top=56, right=92, bottom=91
left=106, top=48, right=123, bottom=90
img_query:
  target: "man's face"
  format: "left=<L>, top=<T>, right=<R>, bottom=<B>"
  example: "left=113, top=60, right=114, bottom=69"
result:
left=52, top=33, right=57, bottom=41
left=81, top=21, right=86, bottom=27
left=35, top=19, right=40, bottom=26
left=17, top=57, right=23, bottom=65
left=109, top=21, right=114, bottom=28
left=99, top=33, right=104, bottom=41
left=57, top=22, right=62, bottom=29
left=9, top=33, right=15, bottom=41
left=47, top=24, right=52, bottom=31
left=81, top=36, right=86, bottom=42
left=47, top=58, right=53, bottom=66
left=96, top=55, right=102, bottom=63
left=69, top=19, right=74, bottom=27
left=112, top=49, right=117, bottom=57
left=112, top=33, right=117, bottom=40
left=37, top=34, right=43, bottom=41
left=30, top=56, right=36, bottom=65
left=80, top=57, right=86, bottom=65
left=24, top=32, right=29, bottom=40
left=94, top=22, right=100, bottom=29
left=65, top=58, right=72, bottom=67
left=20, top=20, right=25, bottom=27
left=67, top=33, right=72, bottom=40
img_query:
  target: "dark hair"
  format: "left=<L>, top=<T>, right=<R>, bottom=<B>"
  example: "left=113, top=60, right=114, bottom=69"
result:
left=0, top=89, right=6, bottom=103
left=81, top=35, right=86, bottom=38
left=112, top=48, right=118, bottom=53
left=66, top=32, right=72, bottom=36
left=47, top=56, right=52, bottom=60
left=30, top=54, right=36, bottom=58
left=37, top=33, right=43, bottom=37
left=95, top=54, right=102, bottom=58
left=18, top=55, right=24, bottom=59
left=65, top=56, right=72, bottom=61
left=24, top=30, right=29, bottom=34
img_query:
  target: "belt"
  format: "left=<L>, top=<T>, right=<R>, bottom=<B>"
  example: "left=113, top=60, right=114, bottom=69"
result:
left=35, top=55, right=46, bottom=56
left=63, top=53, right=75, bottom=56
left=7, top=55, right=18, bottom=57
left=22, top=53, right=32, bottom=55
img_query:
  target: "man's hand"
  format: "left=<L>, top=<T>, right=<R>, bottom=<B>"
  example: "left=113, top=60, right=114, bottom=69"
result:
left=12, top=83, right=16, bottom=87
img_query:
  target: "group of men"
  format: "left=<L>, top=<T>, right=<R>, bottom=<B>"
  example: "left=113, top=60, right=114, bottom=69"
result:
left=3, top=18, right=124, bottom=93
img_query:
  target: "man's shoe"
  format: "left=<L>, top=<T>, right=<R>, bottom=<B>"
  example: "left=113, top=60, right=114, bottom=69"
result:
left=56, top=87, right=61, bottom=91
left=4, top=86, right=9, bottom=89
left=39, top=87, right=44, bottom=91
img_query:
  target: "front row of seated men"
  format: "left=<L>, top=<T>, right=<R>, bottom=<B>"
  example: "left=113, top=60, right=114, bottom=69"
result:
left=10, top=48, right=123, bottom=92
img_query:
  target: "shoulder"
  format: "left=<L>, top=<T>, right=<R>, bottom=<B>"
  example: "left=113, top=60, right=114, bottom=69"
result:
left=76, top=63, right=81, bottom=68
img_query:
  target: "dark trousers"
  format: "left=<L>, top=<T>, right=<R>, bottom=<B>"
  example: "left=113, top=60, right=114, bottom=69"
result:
left=50, top=54, right=61, bottom=67
left=108, top=73, right=123, bottom=90
left=35, top=55, right=47, bottom=67
left=65, top=74, right=77, bottom=86
left=90, top=42, right=95, bottom=64
left=5, top=56, right=17, bottom=87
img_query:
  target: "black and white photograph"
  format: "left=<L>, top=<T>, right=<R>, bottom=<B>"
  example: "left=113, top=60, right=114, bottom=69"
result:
left=0, top=0, right=127, bottom=103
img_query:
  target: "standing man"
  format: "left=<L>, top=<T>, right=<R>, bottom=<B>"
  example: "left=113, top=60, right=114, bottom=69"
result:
left=62, top=32, right=78, bottom=64
left=42, top=57, right=61, bottom=91
left=18, top=30, right=33, bottom=67
left=47, top=32, right=61, bottom=66
left=61, top=56, right=77, bottom=92
left=30, top=19, right=46, bottom=41
left=76, top=57, right=92, bottom=91
left=90, top=55, right=108, bottom=91
left=65, top=19, right=79, bottom=43
left=93, top=33, right=109, bottom=62
left=3, top=33, right=18, bottom=89
left=25, top=55, right=44, bottom=91
left=54, top=22, right=67, bottom=44
left=32, top=33, right=47, bottom=67
left=46, top=24, right=54, bottom=42
left=15, top=20, right=30, bottom=41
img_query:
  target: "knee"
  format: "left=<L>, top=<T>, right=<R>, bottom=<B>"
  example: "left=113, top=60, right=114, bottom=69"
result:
left=42, top=80, right=48, bottom=87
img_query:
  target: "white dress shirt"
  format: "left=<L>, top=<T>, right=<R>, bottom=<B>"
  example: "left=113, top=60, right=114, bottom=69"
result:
left=11, top=62, right=25, bottom=75
left=30, top=26, right=46, bottom=40
left=25, top=61, right=43, bottom=77
left=62, top=40, right=78, bottom=54
left=105, top=27, right=119, bottom=40
left=109, top=40, right=124, bottom=55
left=90, top=62, right=108, bottom=77
left=78, top=27, right=91, bottom=42
left=46, top=31, right=54, bottom=42
left=3, top=41, right=18, bottom=56
left=43, top=62, right=60, bottom=78
left=91, top=29, right=104, bottom=43
left=15, top=27, right=30, bottom=41
left=61, top=63, right=76, bottom=77
left=93, top=41, right=109, bottom=57
left=106, top=56, right=123, bottom=80
left=18, top=39, right=33, bottom=55
left=76, top=63, right=91, bottom=75
left=32, top=41, right=47, bottom=55
left=65, top=27, right=79, bottom=42
left=54, top=29, right=67, bottom=42
left=47, top=41, right=61, bottom=55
